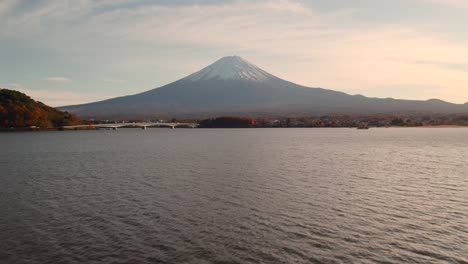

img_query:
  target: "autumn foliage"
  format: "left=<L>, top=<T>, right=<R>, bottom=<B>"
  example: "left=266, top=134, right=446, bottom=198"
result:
left=200, top=116, right=257, bottom=128
left=0, top=89, right=82, bottom=128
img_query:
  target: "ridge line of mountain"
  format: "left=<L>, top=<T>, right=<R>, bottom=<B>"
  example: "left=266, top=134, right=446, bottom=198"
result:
left=59, top=56, right=468, bottom=119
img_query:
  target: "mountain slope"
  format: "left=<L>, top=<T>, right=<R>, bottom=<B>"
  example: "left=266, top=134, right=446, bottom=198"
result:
left=60, top=56, right=468, bottom=119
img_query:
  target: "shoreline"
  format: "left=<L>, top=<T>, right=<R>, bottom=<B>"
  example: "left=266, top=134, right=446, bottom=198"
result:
left=385, top=125, right=467, bottom=128
left=1, top=125, right=468, bottom=132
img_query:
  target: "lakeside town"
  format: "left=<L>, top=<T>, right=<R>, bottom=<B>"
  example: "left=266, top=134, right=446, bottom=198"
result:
left=87, top=114, right=468, bottom=128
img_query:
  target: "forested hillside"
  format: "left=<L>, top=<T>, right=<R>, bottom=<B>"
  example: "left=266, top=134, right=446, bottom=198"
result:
left=0, top=89, right=81, bottom=128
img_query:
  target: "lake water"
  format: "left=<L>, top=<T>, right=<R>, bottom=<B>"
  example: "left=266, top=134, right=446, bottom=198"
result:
left=1, top=128, right=467, bottom=264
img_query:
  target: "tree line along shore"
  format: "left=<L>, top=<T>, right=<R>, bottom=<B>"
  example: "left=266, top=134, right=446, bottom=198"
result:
left=2, top=89, right=468, bottom=130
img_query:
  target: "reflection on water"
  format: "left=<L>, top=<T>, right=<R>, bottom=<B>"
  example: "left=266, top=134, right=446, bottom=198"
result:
left=1, top=128, right=467, bottom=263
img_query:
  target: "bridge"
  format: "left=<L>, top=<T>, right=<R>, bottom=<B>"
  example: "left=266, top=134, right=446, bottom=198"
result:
left=62, top=122, right=199, bottom=130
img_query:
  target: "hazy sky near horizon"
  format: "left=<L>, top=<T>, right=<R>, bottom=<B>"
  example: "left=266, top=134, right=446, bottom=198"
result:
left=2, top=0, right=468, bottom=106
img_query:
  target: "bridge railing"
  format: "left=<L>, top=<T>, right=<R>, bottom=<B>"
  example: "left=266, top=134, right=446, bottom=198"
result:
left=62, top=122, right=199, bottom=129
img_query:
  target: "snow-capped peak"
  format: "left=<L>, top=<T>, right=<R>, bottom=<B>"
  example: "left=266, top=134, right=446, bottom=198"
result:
left=184, top=56, right=275, bottom=82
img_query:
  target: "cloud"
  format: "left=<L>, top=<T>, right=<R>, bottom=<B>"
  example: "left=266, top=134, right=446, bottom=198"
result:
left=102, top=78, right=125, bottom=83
left=1, top=83, right=108, bottom=106
left=421, top=0, right=468, bottom=8
left=45, top=77, right=72, bottom=83
left=1, top=0, right=468, bottom=104
left=0, top=0, right=17, bottom=16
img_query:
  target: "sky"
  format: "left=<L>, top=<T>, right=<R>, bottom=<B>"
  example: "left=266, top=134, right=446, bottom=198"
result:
left=1, top=0, right=468, bottom=106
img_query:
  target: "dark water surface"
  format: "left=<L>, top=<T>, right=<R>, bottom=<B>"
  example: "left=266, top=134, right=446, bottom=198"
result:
left=1, top=128, right=467, bottom=264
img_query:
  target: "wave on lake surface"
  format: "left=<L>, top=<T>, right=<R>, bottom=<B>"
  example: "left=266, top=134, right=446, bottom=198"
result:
left=1, top=128, right=467, bottom=263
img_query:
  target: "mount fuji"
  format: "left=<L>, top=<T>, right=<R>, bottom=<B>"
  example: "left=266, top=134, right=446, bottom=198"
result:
left=60, top=56, right=468, bottom=119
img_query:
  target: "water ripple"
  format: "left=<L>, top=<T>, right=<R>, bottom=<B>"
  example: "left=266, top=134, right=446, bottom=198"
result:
left=0, top=128, right=467, bottom=263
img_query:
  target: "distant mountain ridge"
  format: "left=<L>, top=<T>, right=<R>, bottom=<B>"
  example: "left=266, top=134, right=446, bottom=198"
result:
left=60, top=56, right=468, bottom=119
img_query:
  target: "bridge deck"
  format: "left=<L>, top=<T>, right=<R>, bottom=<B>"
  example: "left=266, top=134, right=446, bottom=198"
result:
left=63, top=122, right=199, bottom=129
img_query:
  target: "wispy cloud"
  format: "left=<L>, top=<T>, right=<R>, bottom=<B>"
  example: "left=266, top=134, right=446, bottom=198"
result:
left=422, top=0, right=468, bottom=8
left=102, top=78, right=125, bottom=83
left=1, top=0, right=468, bottom=104
left=0, top=0, right=17, bottom=16
left=1, top=83, right=108, bottom=106
left=45, top=77, right=72, bottom=83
